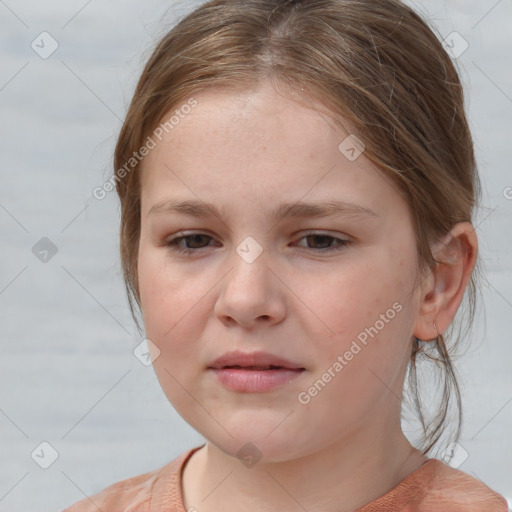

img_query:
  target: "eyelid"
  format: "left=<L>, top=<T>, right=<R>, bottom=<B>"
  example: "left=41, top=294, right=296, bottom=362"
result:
left=294, top=230, right=351, bottom=250
left=164, top=230, right=351, bottom=255
left=298, top=229, right=350, bottom=240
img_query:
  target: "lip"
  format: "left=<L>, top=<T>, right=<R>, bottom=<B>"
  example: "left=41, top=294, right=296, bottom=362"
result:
left=208, top=350, right=305, bottom=370
left=207, top=350, right=306, bottom=393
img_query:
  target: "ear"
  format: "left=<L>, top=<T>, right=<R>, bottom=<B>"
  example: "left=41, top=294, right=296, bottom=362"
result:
left=413, top=222, right=478, bottom=341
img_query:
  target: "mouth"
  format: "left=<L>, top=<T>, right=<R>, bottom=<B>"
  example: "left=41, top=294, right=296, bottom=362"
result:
left=208, top=350, right=305, bottom=371
left=220, top=365, right=302, bottom=371
left=207, top=352, right=306, bottom=393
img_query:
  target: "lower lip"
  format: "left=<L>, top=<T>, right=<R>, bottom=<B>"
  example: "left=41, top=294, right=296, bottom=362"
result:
left=209, top=368, right=304, bottom=392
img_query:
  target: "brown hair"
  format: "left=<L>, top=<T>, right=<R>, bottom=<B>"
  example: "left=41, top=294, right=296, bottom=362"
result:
left=114, top=0, right=482, bottom=454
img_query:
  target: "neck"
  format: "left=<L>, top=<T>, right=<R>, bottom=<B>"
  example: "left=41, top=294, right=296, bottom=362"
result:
left=182, top=426, right=427, bottom=512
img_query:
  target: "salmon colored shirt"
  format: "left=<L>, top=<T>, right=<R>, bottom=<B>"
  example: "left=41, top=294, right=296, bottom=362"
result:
left=63, top=444, right=508, bottom=511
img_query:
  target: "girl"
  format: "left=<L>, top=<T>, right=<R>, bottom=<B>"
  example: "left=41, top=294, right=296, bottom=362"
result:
left=65, top=0, right=508, bottom=510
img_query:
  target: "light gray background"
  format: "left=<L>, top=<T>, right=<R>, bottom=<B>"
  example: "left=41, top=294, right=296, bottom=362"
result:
left=0, top=1, right=510, bottom=510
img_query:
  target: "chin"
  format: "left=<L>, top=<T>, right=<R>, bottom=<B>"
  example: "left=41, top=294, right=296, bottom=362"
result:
left=198, top=425, right=316, bottom=466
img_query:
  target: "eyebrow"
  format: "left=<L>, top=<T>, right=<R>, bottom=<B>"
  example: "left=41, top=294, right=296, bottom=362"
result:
left=147, top=198, right=378, bottom=221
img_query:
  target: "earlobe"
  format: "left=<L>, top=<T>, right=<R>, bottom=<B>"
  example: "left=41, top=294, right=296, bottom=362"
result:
left=415, top=321, right=440, bottom=342
left=412, top=222, right=478, bottom=342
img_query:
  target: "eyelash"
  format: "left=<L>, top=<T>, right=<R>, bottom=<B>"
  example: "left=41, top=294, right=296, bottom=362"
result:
left=165, top=232, right=350, bottom=255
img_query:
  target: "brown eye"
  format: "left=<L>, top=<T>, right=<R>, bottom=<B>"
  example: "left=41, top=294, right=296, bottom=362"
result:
left=166, top=233, right=215, bottom=254
left=295, top=233, right=350, bottom=253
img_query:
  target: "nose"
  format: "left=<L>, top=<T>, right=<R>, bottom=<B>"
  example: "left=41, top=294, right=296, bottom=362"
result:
left=214, top=246, right=287, bottom=329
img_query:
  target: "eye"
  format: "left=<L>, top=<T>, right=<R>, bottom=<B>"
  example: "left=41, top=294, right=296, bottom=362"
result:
left=294, top=232, right=350, bottom=253
left=165, top=231, right=350, bottom=256
left=165, top=233, right=216, bottom=255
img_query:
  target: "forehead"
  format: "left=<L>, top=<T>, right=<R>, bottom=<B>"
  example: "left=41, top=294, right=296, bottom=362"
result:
left=139, top=82, right=402, bottom=219
left=146, top=82, right=338, bottom=164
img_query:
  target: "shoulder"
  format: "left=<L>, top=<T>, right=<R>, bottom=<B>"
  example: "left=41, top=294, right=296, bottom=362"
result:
left=63, top=463, right=165, bottom=512
left=359, top=458, right=508, bottom=512
left=62, top=466, right=162, bottom=512
left=62, top=447, right=197, bottom=512
left=419, top=459, right=508, bottom=511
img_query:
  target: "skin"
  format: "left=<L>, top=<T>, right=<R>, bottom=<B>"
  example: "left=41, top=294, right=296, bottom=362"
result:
left=137, top=80, right=478, bottom=512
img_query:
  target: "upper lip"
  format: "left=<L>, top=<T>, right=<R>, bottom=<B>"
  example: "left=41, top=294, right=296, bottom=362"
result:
left=208, top=351, right=305, bottom=370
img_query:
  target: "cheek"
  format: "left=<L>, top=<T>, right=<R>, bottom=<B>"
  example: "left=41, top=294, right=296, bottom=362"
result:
left=305, top=256, right=413, bottom=387
left=138, top=249, right=200, bottom=362
left=303, top=258, right=407, bottom=341
left=138, top=250, right=209, bottom=409
left=139, top=247, right=196, bottom=329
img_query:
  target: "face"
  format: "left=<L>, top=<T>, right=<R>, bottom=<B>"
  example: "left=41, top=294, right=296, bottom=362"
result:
left=137, top=81, right=424, bottom=463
